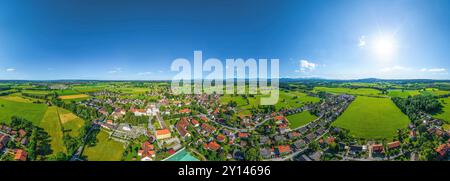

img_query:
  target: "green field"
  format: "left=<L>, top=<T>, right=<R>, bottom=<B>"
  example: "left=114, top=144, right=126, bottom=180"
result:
left=82, top=130, right=125, bottom=161
left=0, top=99, right=48, bottom=125
left=221, top=91, right=320, bottom=114
left=39, top=107, right=66, bottom=154
left=286, top=111, right=318, bottom=129
left=275, top=91, right=320, bottom=110
left=55, top=89, right=80, bottom=96
left=332, top=96, right=410, bottom=140
left=387, top=89, right=421, bottom=98
left=424, top=88, right=450, bottom=96
left=59, top=108, right=85, bottom=137
left=22, top=90, right=52, bottom=95
left=433, top=97, right=450, bottom=123
left=0, top=93, right=36, bottom=103
left=314, top=87, right=383, bottom=96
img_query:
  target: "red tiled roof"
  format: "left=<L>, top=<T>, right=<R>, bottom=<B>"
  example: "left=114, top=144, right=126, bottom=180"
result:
left=156, top=129, right=171, bottom=136
left=388, top=141, right=401, bottom=149
left=435, top=144, right=449, bottom=156
left=208, top=141, right=221, bottom=151
left=274, top=116, right=285, bottom=121
left=14, top=149, right=27, bottom=161
left=372, top=144, right=384, bottom=152
left=201, top=123, right=216, bottom=133
left=179, top=108, right=191, bottom=114
left=216, top=134, right=226, bottom=142
left=278, top=145, right=291, bottom=154
left=327, top=137, right=336, bottom=144
left=238, top=132, right=249, bottom=138
left=191, top=119, right=199, bottom=125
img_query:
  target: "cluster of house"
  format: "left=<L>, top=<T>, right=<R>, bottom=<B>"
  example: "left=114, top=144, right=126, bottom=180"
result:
left=0, top=125, right=29, bottom=161
left=138, top=141, right=156, bottom=161
left=258, top=95, right=355, bottom=160
left=435, top=139, right=450, bottom=158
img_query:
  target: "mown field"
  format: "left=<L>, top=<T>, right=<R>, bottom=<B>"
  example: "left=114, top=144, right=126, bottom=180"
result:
left=82, top=130, right=125, bottom=161
left=0, top=99, right=48, bottom=125
left=387, top=89, right=421, bottom=98
left=332, top=96, right=410, bottom=140
left=58, top=108, right=85, bottom=137
left=220, top=91, right=320, bottom=115
left=39, top=107, right=66, bottom=154
left=433, top=97, right=450, bottom=123
left=58, top=94, right=90, bottom=100
left=286, top=111, right=318, bottom=129
left=313, top=87, right=383, bottom=96
left=0, top=93, right=36, bottom=103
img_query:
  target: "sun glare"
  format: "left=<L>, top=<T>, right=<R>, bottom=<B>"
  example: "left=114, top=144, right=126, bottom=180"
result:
left=373, top=35, right=397, bottom=60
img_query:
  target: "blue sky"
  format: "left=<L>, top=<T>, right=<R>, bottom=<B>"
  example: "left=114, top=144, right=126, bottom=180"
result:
left=0, top=0, right=449, bottom=80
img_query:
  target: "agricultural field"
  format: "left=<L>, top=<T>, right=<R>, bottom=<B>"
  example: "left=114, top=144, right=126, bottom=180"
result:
left=275, top=91, right=320, bottom=110
left=55, top=89, right=80, bottom=96
left=21, top=90, right=52, bottom=95
left=424, top=88, right=450, bottom=96
left=0, top=93, right=36, bottom=103
left=58, top=94, right=90, bottom=100
left=286, top=111, right=318, bottom=129
left=313, top=87, right=383, bottom=97
left=82, top=130, right=125, bottom=161
left=0, top=99, right=48, bottom=125
left=221, top=91, right=320, bottom=114
left=387, top=89, right=421, bottom=98
left=332, top=96, right=410, bottom=140
left=433, top=97, right=450, bottom=123
left=39, top=107, right=66, bottom=154
left=58, top=108, right=85, bottom=137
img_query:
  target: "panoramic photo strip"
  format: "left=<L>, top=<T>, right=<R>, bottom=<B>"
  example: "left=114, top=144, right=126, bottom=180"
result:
left=0, top=0, right=449, bottom=179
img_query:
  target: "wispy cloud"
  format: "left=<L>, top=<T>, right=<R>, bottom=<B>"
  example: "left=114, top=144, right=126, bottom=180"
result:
left=358, top=35, right=366, bottom=48
left=6, top=68, right=16, bottom=72
left=108, top=68, right=122, bottom=74
left=296, top=59, right=317, bottom=73
left=420, top=68, right=446, bottom=72
left=380, top=66, right=410, bottom=72
left=138, top=71, right=152, bottom=76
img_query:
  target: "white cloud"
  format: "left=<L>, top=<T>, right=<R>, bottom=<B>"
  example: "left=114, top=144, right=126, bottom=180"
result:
left=6, top=68, right=16, bottom=72
left=358, top=35, right=366, bottom=47
left=380, top=66, right=410, bottom=72
left=297, top=60, right=317, bottom=73
left=138, top=72, right=152, bottom=76
left=419, top=68, right=446, bottom=72
left=108, top=68, right=122, bottom=74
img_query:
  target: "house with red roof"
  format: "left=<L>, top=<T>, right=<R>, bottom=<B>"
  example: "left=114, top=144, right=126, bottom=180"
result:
left=155, top=129, right=171, bottom=140
left=387, top=141, right=401, bottom=150
left=435, top=144, right=449, bottom=157
left=208, top=141, right=221, bottom=151
left=191, top=119, right=200, bottom=127
left=216, top=134, right=226, bottom=143
left=176, top=118, right=191, bottom=138
left=14, top=149, right=27, bottom=161
left=179, top=108, right=191, bottom=114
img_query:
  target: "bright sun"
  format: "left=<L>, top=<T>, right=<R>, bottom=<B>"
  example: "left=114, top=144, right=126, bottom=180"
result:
left=373, top=35, right=397, bottom=60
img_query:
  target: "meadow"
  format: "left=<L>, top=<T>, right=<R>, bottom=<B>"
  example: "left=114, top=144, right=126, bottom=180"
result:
left=433, top=97, right=450, bottom=123
left=313, top=87, right=383, bottom=97
left=58, top=108, right=85, bottom=137
left=39, top=107, right=66, bottom=154
left=286, top=111, right=318, bottom=129
left=387, top=89, right=421, bottom=98
left=332, top=96, right=410, bottom=140
left=220, top=91, right=320, bottom=115
left=0, top=99, right=48, bottom=125
left=82, top=130, right=125, bottom=161
left=58, top=94, right=90, bottom=100
left=55, top=89, right=80, bottom=96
